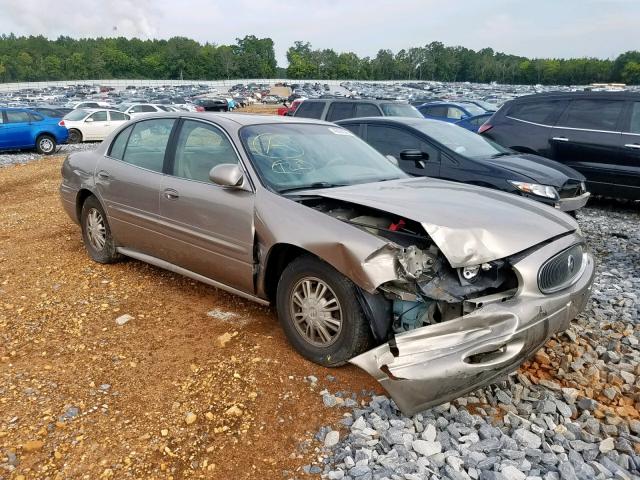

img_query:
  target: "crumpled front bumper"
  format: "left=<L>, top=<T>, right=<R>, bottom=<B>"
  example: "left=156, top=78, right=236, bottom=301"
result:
left=350, top=233, right=595, bottom=416
left=556, top=192, right=590, bottom=212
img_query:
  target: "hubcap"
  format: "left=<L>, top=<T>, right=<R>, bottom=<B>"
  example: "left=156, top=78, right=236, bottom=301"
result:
left=290, top=277, right=342, bottom=347
left=39, top=138, right=53, bottom=152
left=86, top=208, right=107, bottom=251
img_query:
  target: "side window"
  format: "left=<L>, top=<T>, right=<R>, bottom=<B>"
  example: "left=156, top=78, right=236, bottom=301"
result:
left=425, top=105, right=448, bottom=117
left=447, top=107, right=465, bottom=120
left=629, top=102, right=640, bottom=134
left=326, top=102, right=354, bottom=122
left=108, top=125, right=133, bottom=160
left=558, top=100, right=624, bottom=131
left=0, top=112, right=4, bottom=124
left=122, top=119, right=175, bottom=172
left=172, top=120, right=238, bottom=182
left=367, top=125, right=436, bottom=161
left=294, top=102, right=325, bottom=119
left=109, top=111, right=127, bottom=121
left=508, top=101, right=561, bottom=124
left=6, top=111, right=31, bottom=123
left=30, top=113, right=44, bottom=122
left=130, top=105, right=144, bottom=113
left=355, top=103, right=382, bottom=117
left=141, top=105, right=157, bottom=112
left=88, top=111, right=108, bottom=122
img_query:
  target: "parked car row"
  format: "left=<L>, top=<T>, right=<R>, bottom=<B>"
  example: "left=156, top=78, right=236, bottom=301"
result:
left=60, top=111, right=596, bottom=414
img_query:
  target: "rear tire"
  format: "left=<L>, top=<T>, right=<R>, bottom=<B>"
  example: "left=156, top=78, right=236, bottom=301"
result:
left=276, top=255, right=372, bottom=367
left=68, top=129, right=83, bottom=144
left=36, top=135, right=56, bottom=155
left=80, top=196, right=121, bottom=264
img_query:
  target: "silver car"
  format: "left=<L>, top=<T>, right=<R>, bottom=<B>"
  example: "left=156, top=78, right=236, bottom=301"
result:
left=60, top=113, right=595, bottom=415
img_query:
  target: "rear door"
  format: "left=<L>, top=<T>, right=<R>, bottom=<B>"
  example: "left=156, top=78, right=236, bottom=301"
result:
left=618, top=101, right=640, bottom=199
left=159, top=119, right=255, bottom=292
left=550, top=98, right=625, bottom=192
left=365, top=123, right=440, bottom=177
left=95, top=118, right=177, bottom=258
left=3, top=110, right=33, bottom=148
left=107, top=111, right=130, bottom=136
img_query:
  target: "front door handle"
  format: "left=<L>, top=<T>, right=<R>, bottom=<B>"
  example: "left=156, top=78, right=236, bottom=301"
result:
left=552, top=136, right=569, bottom=142
left=624, top=143, right=640, bottom=150
left=97, top=170, right=110, bottom=180
left=163, top=189, right=179, bottom=200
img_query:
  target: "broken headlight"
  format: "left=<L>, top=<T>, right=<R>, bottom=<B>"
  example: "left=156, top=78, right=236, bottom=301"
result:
left=508, top=181, right=559, bottom=200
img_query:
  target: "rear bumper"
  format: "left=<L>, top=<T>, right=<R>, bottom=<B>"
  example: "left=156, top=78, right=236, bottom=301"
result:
left=350, top=234, right=595, bottom=416
left=556, top=192, right=590, bottom=212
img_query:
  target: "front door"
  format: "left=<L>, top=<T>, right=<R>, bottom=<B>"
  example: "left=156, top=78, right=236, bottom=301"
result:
left=83, top=110, right=110, bottom=141
left=159, top=119, right=255, bottom=293
left=95, top=118, right=177, bottom=257
left=2, top=110, right=33, bottom=148
left=617, top=100, right=640, bottom=199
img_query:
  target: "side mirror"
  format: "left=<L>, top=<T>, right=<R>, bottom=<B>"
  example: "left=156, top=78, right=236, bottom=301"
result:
left=385, top=155, right=399, bottom=166
left=399, top=149, right=427, bottom=161
left=209, top=164, right=244, bottom=188
left=85, top=118, right=94, bottom=123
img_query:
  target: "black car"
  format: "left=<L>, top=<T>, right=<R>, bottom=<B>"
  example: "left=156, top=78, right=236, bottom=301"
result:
left=480, top=91, right=640, bottom=200
left=193, top=98, right=228, bottom=112
left=337, top=117, right=590, bottom=213
left=292, top=98, right=423, bottom=122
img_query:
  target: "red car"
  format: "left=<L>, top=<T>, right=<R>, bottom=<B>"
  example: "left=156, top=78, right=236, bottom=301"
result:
left=277, top=98, right=304, bottom=116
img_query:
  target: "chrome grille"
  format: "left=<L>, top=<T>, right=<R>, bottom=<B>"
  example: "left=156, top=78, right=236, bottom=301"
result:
left=538, top=244, right=584, bottom=293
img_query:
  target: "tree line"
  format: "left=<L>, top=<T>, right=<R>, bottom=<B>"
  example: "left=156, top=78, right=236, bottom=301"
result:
left=0, top=34, right=638, bottom=85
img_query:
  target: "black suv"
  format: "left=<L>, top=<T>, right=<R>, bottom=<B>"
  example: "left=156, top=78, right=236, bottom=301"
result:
left=480, top=92, right=640, bottom=200
left=292, top=99, right=423, bottom=122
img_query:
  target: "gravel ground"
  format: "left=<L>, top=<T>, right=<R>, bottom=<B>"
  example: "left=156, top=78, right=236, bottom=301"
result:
left=303, top=203, right=640, bottom=480
left=0, top=142, right=99, bottom=167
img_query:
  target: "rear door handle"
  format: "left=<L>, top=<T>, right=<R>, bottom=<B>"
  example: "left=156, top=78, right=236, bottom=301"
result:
left=97, top=170, right=110, bottom=180
left=552, top=137, right=569, bottom=142
left=624, top=143, right=640, bottom=150
left=163, top=189, right=179, bottom=200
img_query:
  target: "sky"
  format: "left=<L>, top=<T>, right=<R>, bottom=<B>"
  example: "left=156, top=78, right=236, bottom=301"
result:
left=0, top=0, right=637, bottom=65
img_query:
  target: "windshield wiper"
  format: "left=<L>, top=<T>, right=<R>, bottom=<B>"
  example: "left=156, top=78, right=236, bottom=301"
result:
left=278, top=182, right=348, bottom=194
left=490, top=152, right=511, bottom=158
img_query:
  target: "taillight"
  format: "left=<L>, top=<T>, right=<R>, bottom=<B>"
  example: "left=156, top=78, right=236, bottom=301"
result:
left=196, top=106, right=205, bottom=112
left=478, top=122, right=492, bottom=134
left=58, top=120, right=65, bottom=126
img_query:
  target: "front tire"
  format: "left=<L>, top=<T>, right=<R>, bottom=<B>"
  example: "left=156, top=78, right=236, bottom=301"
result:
left=36, top=135, right=56, bottom=155
left=276, top=255, right=372, bottom=366
left=80, top=196, right=121, bottom=264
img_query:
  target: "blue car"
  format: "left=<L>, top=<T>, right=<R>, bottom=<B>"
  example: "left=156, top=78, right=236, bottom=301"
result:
left=454, top=112, right=494, bottom=132
left=0, top=108, right=69, bottom=155
left=417, top=101, right=495, bottom=126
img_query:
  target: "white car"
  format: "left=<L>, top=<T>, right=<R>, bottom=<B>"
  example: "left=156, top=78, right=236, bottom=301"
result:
left=120, top=103, right=167, bottom=118
left=62, top=109, right=131, bottom=143
left=69, top=101, right=112, bottom=110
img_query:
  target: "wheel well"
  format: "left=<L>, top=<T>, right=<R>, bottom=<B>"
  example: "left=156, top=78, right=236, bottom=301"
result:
left=263, top=244, right=309, bottom=302
left=36, top=132, right=55, bottom=140
left=75, top=189, right=94, bottom=222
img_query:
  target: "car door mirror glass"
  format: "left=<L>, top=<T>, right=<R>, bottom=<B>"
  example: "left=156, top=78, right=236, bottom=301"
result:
left=209, top=164, right=244, bottom=188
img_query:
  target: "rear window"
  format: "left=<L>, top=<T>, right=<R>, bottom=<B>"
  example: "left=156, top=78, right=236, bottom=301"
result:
left=558, top=99, right=624, bottom=131
left=355, top=103, right=381, bottom=117
left=294, top=101, right=325, bottom=119
left=30, top=113, right=44, bottom=122
left=508, top=101, right=558, bottom=124
left=109, top=111, right=128, bottom=121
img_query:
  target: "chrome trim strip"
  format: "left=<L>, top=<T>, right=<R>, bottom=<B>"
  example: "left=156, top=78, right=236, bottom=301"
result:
left=116, top=247, right=270, bottom=306
left=506, top=115, right=624, bottom=135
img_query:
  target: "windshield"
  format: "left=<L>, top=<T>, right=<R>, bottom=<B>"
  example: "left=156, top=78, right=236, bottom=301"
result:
left=413, top=121, right=511, bottom=158
left=240, top=123, right=406, bottom=193
left=64, top=109, right=90, bottom=121
left=380, top=103, right=423, bottom=118
left=458, top=103, right=485, bottom=116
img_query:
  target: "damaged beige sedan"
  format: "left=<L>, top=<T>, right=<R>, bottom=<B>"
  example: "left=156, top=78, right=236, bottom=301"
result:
left=60, top=113, right=595, bottom=415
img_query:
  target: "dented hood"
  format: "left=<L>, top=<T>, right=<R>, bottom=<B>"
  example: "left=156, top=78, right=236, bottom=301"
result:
left=311, top=177, right=578, bottom=267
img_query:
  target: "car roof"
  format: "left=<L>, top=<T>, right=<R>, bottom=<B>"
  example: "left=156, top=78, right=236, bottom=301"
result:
left=299, top=98, right=408, bottom=104
left=336, top=116, right=443, bottom=128
left=511, top=91, right=640, bottom=102
left=122, top=111, right=336, bottom=127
